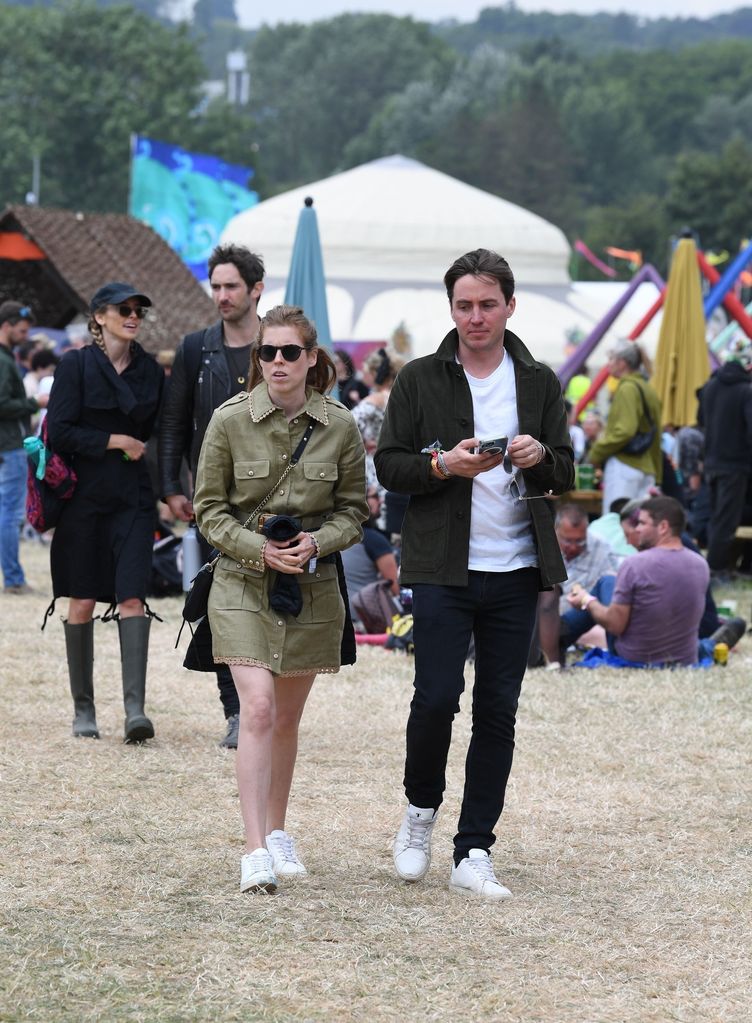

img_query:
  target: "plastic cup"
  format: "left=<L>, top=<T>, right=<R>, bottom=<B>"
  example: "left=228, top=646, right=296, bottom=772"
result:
left=576, top=464, right=595, bottom=490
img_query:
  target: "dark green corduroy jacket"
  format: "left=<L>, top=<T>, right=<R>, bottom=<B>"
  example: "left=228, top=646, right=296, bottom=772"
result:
left=374, top=328, right=575, bottom=589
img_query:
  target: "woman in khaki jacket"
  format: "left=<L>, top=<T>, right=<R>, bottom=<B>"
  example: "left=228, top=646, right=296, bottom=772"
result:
left=194, top=306, right=367, bottom=895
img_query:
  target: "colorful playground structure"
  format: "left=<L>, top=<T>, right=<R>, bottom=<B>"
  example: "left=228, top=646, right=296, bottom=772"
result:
left=559, top=237, right=752, bottom=420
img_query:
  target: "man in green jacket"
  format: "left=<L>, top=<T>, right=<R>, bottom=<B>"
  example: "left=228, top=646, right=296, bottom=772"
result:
left=375, top=248, right=574, bottom=901
left=0, top=301, right=42, bottom=594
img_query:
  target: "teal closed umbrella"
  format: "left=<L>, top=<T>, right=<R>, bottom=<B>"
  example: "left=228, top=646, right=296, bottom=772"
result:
left=284, top=196, right=332, bottom=349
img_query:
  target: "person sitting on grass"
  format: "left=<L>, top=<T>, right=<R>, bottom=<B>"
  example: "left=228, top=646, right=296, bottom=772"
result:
left=535, top=503, right=619, bottom=668
left=563, top=496, right=731, bottom=667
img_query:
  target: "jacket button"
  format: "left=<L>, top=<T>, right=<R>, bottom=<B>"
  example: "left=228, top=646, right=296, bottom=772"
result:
left=293, top=418, right=299, bottom=424
left=277, top=620, right=283, bottom=626
left=279, top=489, right=285, bottom=495
left=319, top=472, right=325, bottom=478
left=236, top=563, right=241, bottom=568
left=456, top=511, right=464, bottom=519
left=460, top=418, right=468, bottom=426
left=248, top=470, right=254, bottom=476
left=315, top=572, right=321, bottom=578
left=273, top=653, right=279, bottom=659
left=282, top=454, right=288, bottom=460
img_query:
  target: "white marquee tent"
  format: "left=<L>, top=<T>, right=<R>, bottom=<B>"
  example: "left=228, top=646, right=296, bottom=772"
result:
left=221, top=155, right=662, bottom=368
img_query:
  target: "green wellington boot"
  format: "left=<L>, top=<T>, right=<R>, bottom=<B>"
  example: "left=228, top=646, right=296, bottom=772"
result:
left=63, top=619, right=99, bottom=738
left=117, top=616, right=155, bottom=743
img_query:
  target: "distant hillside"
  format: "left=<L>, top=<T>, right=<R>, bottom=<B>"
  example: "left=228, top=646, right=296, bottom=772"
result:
left=434, top=5, right=752, bottom=55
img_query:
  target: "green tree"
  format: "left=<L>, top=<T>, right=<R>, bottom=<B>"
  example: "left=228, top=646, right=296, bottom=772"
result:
left=0, top=2, right=205, bottom=211
left=343, top=44, right=516, bottom=167
left=193, top=0, right=236, bottom=32
left=666, top=138, right=752, bottom=253
left=248, top=14, right=456, bottom=190
left=579, top=195, right=671, bottom=279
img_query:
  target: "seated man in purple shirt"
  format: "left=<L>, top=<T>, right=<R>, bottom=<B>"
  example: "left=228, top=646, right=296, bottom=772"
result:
left=566, top=496, right=709, bottom=666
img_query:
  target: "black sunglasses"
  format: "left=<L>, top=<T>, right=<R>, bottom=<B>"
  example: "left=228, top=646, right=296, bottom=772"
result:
left=114, top=304, right=147, bottom=319
left=257, top=343, right=306, bottom=363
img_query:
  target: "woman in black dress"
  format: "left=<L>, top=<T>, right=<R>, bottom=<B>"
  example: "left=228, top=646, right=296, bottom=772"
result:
left=46, top=282, right=164, bottom=741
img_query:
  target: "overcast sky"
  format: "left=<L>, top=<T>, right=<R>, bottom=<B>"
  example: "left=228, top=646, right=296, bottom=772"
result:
left=214, top=0, right=746, bottom=29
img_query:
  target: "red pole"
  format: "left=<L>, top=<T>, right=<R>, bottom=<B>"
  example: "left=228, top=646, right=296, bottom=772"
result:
left=698, top=251, right=752, bottom=339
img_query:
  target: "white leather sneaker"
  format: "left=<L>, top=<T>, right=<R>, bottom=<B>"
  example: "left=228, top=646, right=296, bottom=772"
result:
left=266, top=830, right=307, bottom=877
left=449, top=848, right=512, bottom=901
left=240, top=848, right=278, bottom=894
left=393, top=804, right=438, bottom=881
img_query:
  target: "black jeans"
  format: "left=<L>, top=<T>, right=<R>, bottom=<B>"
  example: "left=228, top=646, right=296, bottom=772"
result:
left=197, top=528, right=240, bottom=718
left=405, top=568, right=539, bottom=860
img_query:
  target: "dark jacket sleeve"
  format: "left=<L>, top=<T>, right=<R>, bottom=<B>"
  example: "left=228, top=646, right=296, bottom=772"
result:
left=46, top=352, right=109, bottom=459
left=158, top=339, right=192, bottom=498
left=0, top=359, right=38, bottom=420
left=375, top=366, right=453, bottom=496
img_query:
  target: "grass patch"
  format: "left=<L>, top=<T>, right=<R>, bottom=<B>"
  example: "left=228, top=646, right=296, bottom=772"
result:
left=1, top=541, right=750, bottom=1021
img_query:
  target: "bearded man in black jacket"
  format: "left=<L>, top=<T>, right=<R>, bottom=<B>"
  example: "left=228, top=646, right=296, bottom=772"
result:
left=158, top=244, right=264, bottom=747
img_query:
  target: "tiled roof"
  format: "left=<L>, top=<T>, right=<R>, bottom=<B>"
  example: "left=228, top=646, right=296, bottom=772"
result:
left=0, top=205, right=216, bottom=353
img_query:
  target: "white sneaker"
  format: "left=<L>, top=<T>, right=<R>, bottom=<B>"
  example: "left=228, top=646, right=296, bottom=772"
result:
left=449, top=848, right=512, bottom=901
left=240, top=848, right=278, bottom=894
left=266, top=829, right=307, bottom=877
left=393, top=804, right=438, bottom=881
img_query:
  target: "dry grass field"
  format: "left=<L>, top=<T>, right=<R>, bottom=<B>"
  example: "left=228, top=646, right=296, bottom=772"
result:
left=1, top=539, right=750, bottom=1023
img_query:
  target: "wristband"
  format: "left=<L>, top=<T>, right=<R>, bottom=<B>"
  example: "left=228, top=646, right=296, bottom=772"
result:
left=536, top=442, right=546, bottom=465
left=431, top=450, right=452, bottom=479
left=307, top=532, right=321, bottom=558
left=436, top=450, right=453, bottom=478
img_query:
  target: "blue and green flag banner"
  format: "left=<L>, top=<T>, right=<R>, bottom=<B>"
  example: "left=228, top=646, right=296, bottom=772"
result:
left=129, top=135, right=258, bottom=280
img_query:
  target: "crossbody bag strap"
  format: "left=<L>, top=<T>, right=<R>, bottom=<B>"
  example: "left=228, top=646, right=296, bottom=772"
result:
left=627, top=379, right=655, bottom=430
left=240, top=419, right=317, bottom=529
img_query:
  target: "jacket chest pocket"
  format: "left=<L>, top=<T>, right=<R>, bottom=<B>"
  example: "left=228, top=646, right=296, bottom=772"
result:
left=234, top=460, right=270, bottom=483
left=304, top=462, right=338, bottom=483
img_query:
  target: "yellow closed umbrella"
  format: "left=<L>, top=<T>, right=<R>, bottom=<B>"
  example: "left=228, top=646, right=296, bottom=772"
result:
left=650, top=237, right=711, bottom=427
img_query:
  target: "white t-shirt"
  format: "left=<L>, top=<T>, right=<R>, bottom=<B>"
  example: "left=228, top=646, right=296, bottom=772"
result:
left=464, top=352, right=538, bottom=573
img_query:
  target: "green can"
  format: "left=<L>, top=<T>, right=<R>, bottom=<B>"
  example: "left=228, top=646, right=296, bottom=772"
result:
left=576, top=463, right=595, bottom=490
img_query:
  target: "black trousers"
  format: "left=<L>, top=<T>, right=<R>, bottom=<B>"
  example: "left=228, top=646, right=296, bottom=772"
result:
left=196, top=528, right=240, bottom=718
left=405, top=568, right=539, bottom=860
left=707, top=471, right=748, bottom=571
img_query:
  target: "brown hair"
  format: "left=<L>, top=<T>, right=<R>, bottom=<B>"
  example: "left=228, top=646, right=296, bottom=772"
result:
left=248, top=305, right=337, bottom=394
left=444, top=248, right=515, bottom=303
left=640, top=496, right=685, bottom=536
left=208, top=244, right=265, bottom=288
left=87, top=314, right=107, bottom=355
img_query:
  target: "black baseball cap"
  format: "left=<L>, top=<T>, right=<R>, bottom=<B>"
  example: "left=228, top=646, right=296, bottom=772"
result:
left=89, top=282, right=152, bottom=313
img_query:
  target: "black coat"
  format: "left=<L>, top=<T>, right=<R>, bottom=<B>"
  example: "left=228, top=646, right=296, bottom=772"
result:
left=158, top=322, right=238, bottom=497
left=697, top=361, right=752, bottom=474
left=46, top=344, right=164, bottom=603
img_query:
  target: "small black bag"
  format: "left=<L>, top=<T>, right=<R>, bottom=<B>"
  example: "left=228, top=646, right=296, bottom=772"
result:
left=182, top=553, right=220, bottom=623
left=622, top=381, right=657, bottom=455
